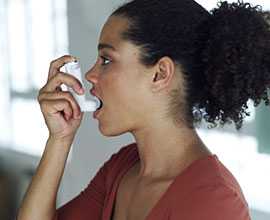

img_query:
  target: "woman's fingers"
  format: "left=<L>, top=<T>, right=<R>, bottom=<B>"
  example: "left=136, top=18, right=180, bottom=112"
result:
left=44, top=55, right=83, bottom=95
left=38, top=91, right=82, bottom=119
left=40, top=99, right=73, bottom=121
left=38, top=54, right=84, bottom=123
left=37, top=55, right=84, bottom=139
left=47, top=55, right=77, bottom=82
left=41, top=71, right=84, bottom=94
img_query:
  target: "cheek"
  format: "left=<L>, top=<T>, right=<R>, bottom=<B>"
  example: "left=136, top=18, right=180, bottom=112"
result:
left=105, top=78, right=133, bottom=111
left=101, top=70, right=126, bottom=102
left=102, top=65, right=147, bottom=108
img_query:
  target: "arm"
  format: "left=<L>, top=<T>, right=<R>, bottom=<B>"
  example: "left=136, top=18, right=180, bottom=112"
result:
left=17, top=137, right=73, bottom=220
left=18, top=136, right=118, bottom=220
left=54, top=155, right=109, bottom=220
left=17, top=55, right=85, bottom=220
left=53, top=144, right=132, bottom=220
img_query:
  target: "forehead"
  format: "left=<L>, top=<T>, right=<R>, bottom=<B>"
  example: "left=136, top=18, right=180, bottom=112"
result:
left=98, top=16, right=142, bottom=65
left=98, top=16, right=129, bottom=51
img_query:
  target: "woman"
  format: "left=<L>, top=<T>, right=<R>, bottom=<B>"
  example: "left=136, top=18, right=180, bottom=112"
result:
left=18, top=0, right=270, bottom=219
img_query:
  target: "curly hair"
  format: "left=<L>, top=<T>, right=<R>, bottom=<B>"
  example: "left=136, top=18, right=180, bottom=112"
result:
left=111, top=0, right=270, bottom=130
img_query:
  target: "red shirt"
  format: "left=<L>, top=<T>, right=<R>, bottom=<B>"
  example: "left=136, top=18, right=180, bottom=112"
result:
left=56, top=142, right=251, bottom=220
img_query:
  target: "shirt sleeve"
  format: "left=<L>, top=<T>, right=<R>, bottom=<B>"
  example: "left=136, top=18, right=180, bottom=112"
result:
left=55, top=151, right=118, bottom=220
left=170, top=184, right=251, bottom=220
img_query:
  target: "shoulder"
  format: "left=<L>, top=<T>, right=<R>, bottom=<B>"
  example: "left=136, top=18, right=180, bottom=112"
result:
left=169, top=155, right=251, bottom=219
left=170, top=183, right=251, bottom=220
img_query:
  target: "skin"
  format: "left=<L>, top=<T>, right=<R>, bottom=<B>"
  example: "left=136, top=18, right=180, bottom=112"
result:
left=17, top=15, right=212, bottom=220
left=85, top=15, right=211, bottom=184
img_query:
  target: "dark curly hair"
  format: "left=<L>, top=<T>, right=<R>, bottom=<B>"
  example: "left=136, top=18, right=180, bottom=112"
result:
left=111, top=0, right=270, bottom=130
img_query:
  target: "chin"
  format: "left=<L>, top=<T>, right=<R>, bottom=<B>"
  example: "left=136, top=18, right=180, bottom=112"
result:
left=98, top=123, right=130, bottom=137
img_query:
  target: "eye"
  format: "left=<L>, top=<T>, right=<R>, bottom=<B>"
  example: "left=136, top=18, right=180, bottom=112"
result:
left=100, top=56, right=111, bottom=66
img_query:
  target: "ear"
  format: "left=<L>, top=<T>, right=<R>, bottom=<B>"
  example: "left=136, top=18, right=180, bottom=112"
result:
left=151, top=56, right=175, bottom=93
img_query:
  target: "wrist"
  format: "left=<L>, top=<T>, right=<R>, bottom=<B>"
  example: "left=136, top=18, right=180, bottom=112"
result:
left=47, top=135, right=74, bottom=150
left=48, top=133, right=75, bottom=144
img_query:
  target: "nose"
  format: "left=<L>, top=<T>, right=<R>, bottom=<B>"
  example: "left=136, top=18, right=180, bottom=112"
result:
left=85, top=65, right=99, bottom=85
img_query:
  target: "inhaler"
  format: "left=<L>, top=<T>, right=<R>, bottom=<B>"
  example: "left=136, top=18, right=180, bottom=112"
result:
left=64, top=61, right=101, bottom=112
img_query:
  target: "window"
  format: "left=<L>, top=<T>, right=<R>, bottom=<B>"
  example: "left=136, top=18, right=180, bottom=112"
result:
left=0, top=0, right=68, bottom=156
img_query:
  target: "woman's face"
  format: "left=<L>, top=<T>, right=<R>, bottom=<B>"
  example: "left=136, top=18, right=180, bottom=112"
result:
left=85, top=16, right=155, bottom=136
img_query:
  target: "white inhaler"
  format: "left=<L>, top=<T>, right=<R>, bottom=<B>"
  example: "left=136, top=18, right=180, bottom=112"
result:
left=64, top=61, right=101, bottom=112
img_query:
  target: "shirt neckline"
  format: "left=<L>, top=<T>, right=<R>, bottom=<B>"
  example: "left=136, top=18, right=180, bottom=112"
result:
left=109, top=145, right=218, bottom=220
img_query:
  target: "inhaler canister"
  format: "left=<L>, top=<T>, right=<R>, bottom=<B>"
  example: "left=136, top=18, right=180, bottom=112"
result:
left=64, top=61, right=101, bottom=112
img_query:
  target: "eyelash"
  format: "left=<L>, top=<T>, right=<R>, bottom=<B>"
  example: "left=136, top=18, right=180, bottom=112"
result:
left=100, top=56, right=111, bottom=66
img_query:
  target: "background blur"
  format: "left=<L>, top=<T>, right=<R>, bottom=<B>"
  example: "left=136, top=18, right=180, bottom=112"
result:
left=0, top=0, right=269, bottom=219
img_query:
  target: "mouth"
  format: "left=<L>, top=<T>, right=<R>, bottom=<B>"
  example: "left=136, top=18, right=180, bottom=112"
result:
left=90, top=88, right=103, bottom=111
left=93, top=98, right=103, bottom=119
left=96, top=99, right=103, bottom=110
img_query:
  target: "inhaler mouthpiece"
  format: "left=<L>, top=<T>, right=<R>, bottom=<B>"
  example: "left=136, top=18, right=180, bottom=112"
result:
left=64, top=61, right=101, bottom=112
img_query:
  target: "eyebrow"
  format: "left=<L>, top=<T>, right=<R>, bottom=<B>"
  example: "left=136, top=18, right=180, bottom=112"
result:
left=98, top=43, right=116, bottom=51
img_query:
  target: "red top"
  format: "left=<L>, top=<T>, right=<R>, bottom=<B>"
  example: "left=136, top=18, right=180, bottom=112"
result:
left=56, top=142, right=251, bottom=220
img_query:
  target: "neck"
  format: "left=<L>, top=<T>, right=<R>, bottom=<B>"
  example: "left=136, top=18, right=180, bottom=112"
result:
left=131, top=120, right=211, bottom=181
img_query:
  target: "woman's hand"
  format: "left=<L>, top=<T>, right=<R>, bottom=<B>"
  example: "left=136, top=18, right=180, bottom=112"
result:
left=38, top=55, right=85, bottom=141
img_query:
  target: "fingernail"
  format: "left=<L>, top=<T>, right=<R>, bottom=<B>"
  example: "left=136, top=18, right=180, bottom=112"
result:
left=72, top=56, right=78, bottom=62
left=76, top=86, right=84, bottom=94
left=79, top=87, right=84, bottom=94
